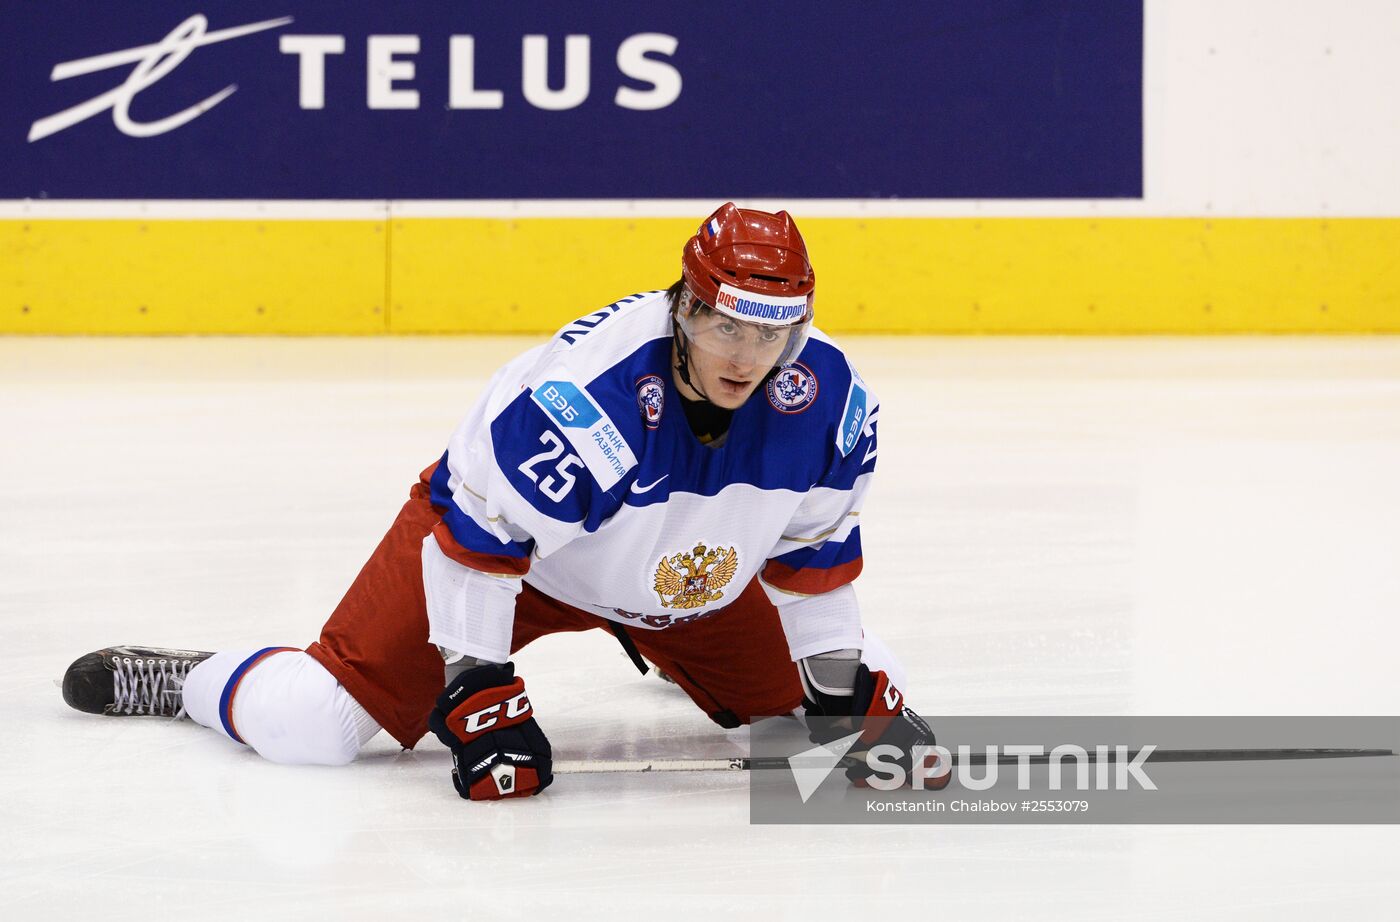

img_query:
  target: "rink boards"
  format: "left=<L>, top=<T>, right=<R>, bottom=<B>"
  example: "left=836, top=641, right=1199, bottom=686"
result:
left=5, top=214, right=1399, bottom=334
left=7, top=3, right=1400, bottom=334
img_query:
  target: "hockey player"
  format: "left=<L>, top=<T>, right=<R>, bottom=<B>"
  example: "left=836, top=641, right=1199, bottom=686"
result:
left=62, top=203, right=937, bottom=800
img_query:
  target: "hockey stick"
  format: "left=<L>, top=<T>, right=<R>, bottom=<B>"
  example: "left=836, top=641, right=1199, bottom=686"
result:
left=553, top=747, right=1394, bottom=774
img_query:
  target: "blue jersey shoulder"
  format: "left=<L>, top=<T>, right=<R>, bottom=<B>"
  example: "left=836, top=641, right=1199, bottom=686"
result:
left=490, top=389, right=597, bottom=524
left=755, top=334, right=876, bottom=489
left=764, top=334, right=870, bottom=442
left=491, top=295, right=672, bottom=529
left=496, top=306, right=876, bottom=514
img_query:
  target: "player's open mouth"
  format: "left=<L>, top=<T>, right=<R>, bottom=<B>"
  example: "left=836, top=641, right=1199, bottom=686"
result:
left=718, top=377, right=751, bottom=392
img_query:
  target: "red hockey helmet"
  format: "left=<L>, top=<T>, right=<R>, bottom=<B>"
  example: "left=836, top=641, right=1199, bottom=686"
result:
left=676, top=204, right=816, bottom=379
left=681, top=202, right=816, bottom=317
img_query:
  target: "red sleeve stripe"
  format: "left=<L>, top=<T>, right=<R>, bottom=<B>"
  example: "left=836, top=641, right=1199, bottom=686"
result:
left=761, top=557, right=863, bottom=596
left=432, top=522, right=531, bottom=576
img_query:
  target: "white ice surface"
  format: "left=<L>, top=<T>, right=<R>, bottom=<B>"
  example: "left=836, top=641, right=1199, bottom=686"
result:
left=2, top=335, right=1398, bottom=920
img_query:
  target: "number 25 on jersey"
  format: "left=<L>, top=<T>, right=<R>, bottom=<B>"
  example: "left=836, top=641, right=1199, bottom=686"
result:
left=517, top=431, right=584, bottom=502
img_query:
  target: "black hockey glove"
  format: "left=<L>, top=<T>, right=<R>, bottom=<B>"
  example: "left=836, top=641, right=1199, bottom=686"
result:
left=804, top=664, right=948, bottom=789
left=427, top=662, right=553, bottom=800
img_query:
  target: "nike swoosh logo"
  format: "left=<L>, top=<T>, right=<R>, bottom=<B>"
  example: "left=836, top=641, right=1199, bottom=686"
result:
left=630, top=474, right=669, bottom=494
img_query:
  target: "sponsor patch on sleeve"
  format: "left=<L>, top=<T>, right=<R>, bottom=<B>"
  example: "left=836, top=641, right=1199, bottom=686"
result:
left=530, top=374, right=637, bottom=490
left=837, top=376, right=869, bottom=457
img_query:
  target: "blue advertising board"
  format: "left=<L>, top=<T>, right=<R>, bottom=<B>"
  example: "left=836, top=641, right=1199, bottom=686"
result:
left=2, top=1, right=1142, bottom=199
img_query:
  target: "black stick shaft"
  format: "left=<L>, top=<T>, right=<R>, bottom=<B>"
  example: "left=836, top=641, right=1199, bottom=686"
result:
left=745, top=747, right=1395, bottom=772
left=554, top=747, right=1394, bottom=774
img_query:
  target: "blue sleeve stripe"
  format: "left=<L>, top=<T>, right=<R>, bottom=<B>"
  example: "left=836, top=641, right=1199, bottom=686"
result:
left=772, top=527, right=864, bottom=571
left=218, top=647, right=300, bottom=744
left=441, top=503, right=532, bottom=559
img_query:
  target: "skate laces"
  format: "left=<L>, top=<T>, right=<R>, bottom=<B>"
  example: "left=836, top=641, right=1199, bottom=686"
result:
left=111, top=655, right=195, bottom=718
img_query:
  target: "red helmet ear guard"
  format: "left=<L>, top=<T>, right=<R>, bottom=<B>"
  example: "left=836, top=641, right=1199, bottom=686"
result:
left=681, top=203, right=816, bottom=313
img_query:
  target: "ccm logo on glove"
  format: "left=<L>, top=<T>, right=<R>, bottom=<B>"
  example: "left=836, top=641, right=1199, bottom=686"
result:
left=449, top=682, right=532, bottom=739
left=428, top=664, right=554, bottom=801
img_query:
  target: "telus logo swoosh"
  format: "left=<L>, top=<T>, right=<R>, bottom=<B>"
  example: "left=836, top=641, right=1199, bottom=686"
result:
left=30, top=14, right=293, bottom=142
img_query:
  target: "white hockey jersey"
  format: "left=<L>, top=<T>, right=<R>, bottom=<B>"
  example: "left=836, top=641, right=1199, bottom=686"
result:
left=422, top=290, right=879, bottom=664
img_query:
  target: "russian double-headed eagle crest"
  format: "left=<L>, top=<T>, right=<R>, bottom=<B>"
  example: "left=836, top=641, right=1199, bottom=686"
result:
left=653, top=543, right=739, bottom=609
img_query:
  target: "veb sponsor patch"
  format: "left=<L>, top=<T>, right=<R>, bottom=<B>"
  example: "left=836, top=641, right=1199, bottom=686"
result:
left=532, top=380, right=601, bottom=429
left=838, top=378, right=869, bottom=457
left=530, top=374, right=636, bottom=490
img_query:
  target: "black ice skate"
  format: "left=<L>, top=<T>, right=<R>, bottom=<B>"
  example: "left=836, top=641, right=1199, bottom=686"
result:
left=62, top=645, right=212, bottom=717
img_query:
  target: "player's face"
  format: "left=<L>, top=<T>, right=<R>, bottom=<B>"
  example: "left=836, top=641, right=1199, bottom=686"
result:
left=677, top=310, right=792, bottom=409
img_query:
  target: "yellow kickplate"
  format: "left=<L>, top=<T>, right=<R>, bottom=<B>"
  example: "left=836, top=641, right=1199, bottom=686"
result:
left=5, top=216, right=1398, bottom=334
left=2, top=219, right=387, bottom=334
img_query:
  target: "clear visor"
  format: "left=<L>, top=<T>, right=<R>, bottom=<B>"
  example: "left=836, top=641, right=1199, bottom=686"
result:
left=677, top=300, right=810, bottom=374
